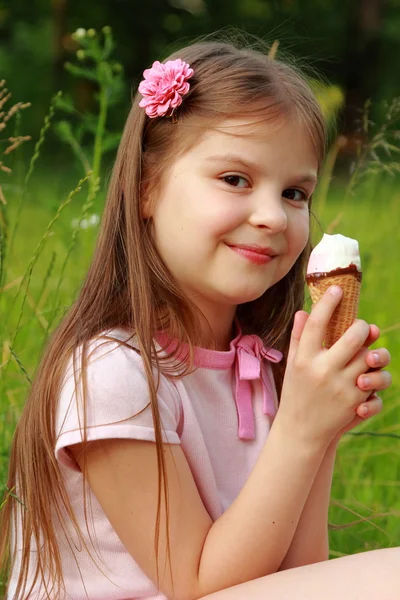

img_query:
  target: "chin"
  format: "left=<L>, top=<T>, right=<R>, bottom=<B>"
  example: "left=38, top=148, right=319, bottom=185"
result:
left=219, top=286, right=270, bottom=305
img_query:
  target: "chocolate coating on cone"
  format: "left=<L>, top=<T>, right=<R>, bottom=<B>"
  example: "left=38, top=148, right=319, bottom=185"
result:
left=307, top=271, right=362, bottom=349
left=306, top=263, right=362, bottom=284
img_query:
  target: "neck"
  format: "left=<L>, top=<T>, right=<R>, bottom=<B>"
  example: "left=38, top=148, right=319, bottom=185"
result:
left=192, top=301, right=237, bottom=351
left=156, top=300, right=238, bottom=351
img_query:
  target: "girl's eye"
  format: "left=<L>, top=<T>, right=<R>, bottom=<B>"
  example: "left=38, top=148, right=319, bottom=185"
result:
left=222, top=175, right=250, bottom=189
left=283, top=188, right=309, bottom=202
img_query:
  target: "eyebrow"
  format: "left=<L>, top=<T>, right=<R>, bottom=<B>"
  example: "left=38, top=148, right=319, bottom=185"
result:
left=205, top=153, right=318, bottom=185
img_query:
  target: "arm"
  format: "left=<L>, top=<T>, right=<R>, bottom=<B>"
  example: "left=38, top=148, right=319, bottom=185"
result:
left=70, top=417, right=329, bottom=600
left=277, top=324, right=391, bottom=571
left=69, top=293, right=374, bottom=600
left=278, top=438, right=338, bottom=570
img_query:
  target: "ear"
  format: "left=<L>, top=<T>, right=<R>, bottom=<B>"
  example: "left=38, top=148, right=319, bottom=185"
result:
left=141, top=197, right=152, bottom=219
left=140, top=182, right=153, bottom=219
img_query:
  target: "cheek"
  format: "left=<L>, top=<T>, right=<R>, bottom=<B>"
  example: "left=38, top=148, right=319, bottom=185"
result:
left=188, top=194, right=242, bottom=240
left=287, top=211, right=310, bottom=255
left=152, top=189, right=229, bottom=259
left=206, top=208, right=241, bottom=238
left=200, top=187, right=245, bottom=234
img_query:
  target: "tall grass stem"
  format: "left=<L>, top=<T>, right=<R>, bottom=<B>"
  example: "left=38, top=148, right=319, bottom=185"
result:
left=7, top=92, right=62, bottom=263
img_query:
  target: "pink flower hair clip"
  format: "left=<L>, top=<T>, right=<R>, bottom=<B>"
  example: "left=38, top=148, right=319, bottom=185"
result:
left=138, top=58, right=194, bottom=122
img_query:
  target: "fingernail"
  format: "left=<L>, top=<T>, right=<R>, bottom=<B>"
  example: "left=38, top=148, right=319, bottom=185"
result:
left=329, top=285, right=342, bottom=296
left=373, top=352, right=380, bottom=365
left=362, top=376, right=371, bottom=388
left=362, top=405, right=368, bottom=416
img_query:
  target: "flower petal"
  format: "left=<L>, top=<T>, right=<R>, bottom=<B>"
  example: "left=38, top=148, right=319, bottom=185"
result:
left=138, top=58, right=194, bottom=118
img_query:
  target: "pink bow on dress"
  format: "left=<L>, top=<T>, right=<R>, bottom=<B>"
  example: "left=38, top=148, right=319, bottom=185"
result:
left=234, top=335, right=283, bottom=440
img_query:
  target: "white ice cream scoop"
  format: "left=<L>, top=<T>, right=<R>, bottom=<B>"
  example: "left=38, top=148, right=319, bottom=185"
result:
left=307, top=233, right=361, bottom=275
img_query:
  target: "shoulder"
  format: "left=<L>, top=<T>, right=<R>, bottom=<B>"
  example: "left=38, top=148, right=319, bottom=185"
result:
left=56, top=328, right=182, bottom=469
left=62, top=327, right=153, bottom=393
left=58, top=327, right=181, bottom=424
left=75, top=327, right=142, bottom=371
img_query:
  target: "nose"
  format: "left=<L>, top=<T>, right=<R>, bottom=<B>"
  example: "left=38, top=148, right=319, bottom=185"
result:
left=248, top=192, right=287, bottom=233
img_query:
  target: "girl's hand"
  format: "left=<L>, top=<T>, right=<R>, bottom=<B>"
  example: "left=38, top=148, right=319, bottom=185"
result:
left=277, top=286, right=391, bottom=448
left=354, top=322, right=391, bottom=412
left=336, top=326, right=391, bottom=436
left=335, top=392, right=382, bottom=438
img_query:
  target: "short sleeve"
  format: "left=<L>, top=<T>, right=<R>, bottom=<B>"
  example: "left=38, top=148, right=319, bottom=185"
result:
left=55, top=332, right=181, bottom=472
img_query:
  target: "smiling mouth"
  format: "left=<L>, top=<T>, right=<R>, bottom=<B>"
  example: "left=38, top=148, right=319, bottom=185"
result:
left=226, top=244, right=277, bottom=256
left=226, top=244, right=277, bottom=265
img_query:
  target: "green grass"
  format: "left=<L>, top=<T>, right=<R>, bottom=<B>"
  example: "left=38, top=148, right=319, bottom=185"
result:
left=311, top=177, right=400, bottom=556
left=0, top=176, right=104, bottom=484
left=0, top=171, right=399, bottom=594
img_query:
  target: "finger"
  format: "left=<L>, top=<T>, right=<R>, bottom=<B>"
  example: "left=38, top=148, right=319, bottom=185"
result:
left=357, top=370, right=392, bottom=392
left=363, top=324, right=380, bottom=348
left=337, top=325, right=382, bottom=372
left=365, top=347, right=391, bottom=370
left=345, top=346, right=391, bottom=382
left=287, top=311, right=309, bottom=365
left=301, top=285, right=343, bottom=352
left=356, top=393, right=383, bottom=419
left=328, top=319, right=371, bottom=367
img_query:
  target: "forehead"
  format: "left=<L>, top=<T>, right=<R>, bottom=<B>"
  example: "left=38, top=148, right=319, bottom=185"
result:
left=187, top=117, right=319, bottom=172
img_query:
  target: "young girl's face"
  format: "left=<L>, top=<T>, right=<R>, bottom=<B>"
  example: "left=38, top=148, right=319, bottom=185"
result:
left=143, top=116, right=318, bottom=322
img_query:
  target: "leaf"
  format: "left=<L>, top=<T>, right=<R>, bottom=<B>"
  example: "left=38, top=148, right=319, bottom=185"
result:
left=54, top=95, right=79, bottom=116
left=369, top=149, right=380, bottom=162
left=74, top=123, right=85, bottom=144
left=102, top=31, right=115, bottom=61
left=53, top=120, right=74, bottom=143
left=64, top=62, right=98, bottom=83
left=97, top=61, right=113, bottom=86
left=385, top=144, right=400, bottom=154
left=80, top=114, right=98, bottom=135
left=79, top=44, right=102, bottom=63
left=53, top=122, right=91, bottom=171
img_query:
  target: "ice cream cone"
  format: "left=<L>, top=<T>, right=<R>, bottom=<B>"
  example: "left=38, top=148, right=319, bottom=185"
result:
left=307, top=271, right=361, bottom=348
left=306, top=234, right=363, bottom=348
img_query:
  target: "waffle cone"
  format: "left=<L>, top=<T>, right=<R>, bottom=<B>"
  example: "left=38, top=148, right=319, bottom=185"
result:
left=307, top=273, right=361, bottom=348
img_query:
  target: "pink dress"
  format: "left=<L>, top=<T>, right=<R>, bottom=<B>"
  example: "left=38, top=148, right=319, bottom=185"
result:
left=7, top=322, right=282, bottom=599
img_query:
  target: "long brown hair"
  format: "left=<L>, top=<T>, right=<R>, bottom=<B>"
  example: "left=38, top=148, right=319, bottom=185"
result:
left=0, top=37, right=326, bottom=598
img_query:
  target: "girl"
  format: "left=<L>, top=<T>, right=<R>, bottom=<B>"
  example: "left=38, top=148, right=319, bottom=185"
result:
left=0, top=38, right=397, bottom=600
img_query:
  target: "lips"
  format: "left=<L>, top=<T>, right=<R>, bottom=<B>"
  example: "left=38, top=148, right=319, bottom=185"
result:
left=226, top=243, right=278, bottom=265
left=226, top=244, right=277, bottom=257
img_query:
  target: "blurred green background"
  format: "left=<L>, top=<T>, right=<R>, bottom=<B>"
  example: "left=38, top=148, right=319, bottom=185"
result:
left=2, top=0, right=400, bottom=164
left=0, top=0, right=399, bottom=595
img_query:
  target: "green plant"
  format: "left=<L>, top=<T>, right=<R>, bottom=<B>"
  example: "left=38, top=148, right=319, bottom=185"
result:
left=344, top=97, right=400, bottom=200
left=54, top=26, right=125, bottom=199
left=0, top=80, right=31, bottom=288
left=313, top=96, right=400, bottom=225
